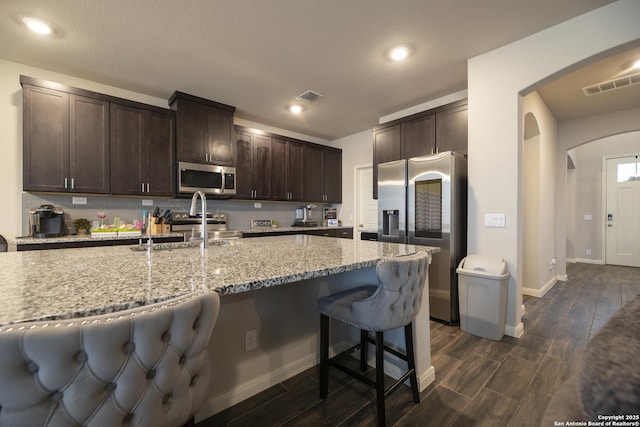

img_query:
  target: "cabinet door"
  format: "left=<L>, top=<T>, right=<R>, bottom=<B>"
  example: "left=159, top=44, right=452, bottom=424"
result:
left=436, top=105, right=468, bottom=154
left=252, top=135, right=272, bottom=199
left=23, top=85, right=69, bottom=192
left=271, top=137, right=288, bottom=200
left=402, top=114, right=435, bottom=158
left=322, top=148, right=342, bottom=203
left=287, top=141, right=303, bottom=201
left=70, top=95, right=110, bottom=194
left=207, top=108, right=235, bottom=165
left=146, top=111, right=176, bottom=196
left=301, top=144, right=324, bottom=202
left=372, top=124, right=401, bottom=199
left=110, top=103, right=145, bottom=195
left=176, top=99, right=208, bottom=163
left=234, top=131, right=254, bottom=198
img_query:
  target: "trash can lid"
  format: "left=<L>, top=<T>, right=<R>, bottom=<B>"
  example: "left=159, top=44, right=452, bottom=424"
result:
left=458, top=254, right=509, bottom=277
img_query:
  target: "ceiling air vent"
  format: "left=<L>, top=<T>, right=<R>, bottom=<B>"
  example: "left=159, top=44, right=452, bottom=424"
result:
left=296, top=90, right=324, bottom=102
left=582, top=71, right=640, bottom=96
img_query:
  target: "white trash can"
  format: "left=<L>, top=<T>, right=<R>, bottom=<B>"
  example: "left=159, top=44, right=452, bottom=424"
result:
left=457, top=255, right=510, bottom=340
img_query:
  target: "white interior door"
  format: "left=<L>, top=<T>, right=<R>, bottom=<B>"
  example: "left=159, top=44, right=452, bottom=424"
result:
left=355, top=165, right=378, bottom=233
left=606, top=155, right=640, bottom=267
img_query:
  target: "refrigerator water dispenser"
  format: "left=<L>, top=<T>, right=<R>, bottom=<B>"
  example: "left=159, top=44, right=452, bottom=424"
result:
left=383, top=210, right=400, bottom=237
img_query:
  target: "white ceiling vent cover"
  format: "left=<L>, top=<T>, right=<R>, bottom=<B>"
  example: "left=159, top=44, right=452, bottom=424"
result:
left=296, top=90, right=324, bottom=102
left=582, top=72, right=640, bottom=96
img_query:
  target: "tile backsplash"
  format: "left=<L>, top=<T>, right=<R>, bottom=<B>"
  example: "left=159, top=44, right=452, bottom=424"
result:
left=22, top=193, right=336, bottom=236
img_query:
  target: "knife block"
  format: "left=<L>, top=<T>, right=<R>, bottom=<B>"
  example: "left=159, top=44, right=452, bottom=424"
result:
left=150, top=223, right=170, bottom=236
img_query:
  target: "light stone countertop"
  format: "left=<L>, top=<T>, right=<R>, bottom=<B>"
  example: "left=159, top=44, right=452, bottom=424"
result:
left=0, top=235, right=437, bottom=326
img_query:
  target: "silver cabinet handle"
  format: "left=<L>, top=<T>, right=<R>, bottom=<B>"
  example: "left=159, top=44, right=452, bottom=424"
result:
left=146, top=183, right=150, bottom=193
left=64, top=178, right=68, bottom=189
left=71, top=178, right=75, bottom=190
left=142, top=182, right=145, bottom=192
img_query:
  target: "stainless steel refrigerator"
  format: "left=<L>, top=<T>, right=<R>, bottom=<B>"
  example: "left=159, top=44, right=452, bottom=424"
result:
left=377, top=151, right=467, bottom=323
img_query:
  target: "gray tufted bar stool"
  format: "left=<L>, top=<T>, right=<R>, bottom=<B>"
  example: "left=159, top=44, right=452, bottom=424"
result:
left=318, top=251, right=430, bottom=427
left=0, top=291, right=220, bottom=427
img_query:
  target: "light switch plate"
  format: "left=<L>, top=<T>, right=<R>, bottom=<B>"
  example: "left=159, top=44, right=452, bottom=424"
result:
left=485, top=213, right=506, bottom=228
left=142, top=199, right=154, bottom=206
left=72, top=197, right=87, bottom=205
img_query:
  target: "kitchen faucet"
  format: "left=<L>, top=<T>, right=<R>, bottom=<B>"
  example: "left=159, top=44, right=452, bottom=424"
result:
left=189, top=191, right=208, bottom=248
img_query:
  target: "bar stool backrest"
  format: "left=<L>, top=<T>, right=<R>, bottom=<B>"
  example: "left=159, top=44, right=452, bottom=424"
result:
left=353, top=251, right=430, bottom=332
left=0, top=292, right=220, bottom=427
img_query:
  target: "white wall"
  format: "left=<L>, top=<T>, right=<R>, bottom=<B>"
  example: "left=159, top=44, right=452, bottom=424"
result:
left=467, top=0, right=640, bottom=337
left=568, top=131, right=640, bottom=264
left=557, top=107, right=640, bottom=267
left=522, top=92, right=558, bottom=297
left=330, top=130, right=373, bottom=227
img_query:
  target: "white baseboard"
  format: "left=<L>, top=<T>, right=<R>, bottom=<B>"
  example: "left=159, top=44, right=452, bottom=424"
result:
left=195, top=353, right=317, bottom=422
left=505, top=322, right=524, bottom=338
left=567, top=258, right=577, bottom=264
left=575, top=258, right=604, bottom=265
left=557, top=274, right=568, bottom=282
left=522, top=276, right=557, bottom=297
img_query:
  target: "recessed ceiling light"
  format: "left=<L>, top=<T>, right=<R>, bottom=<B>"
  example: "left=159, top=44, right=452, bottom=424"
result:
left=286, top=104, right=306, bottom=114
left=385, top=44, right=415, bottom=62
left=633, top=59, right=640, bottom=70
left=22, top=17, right=52, bottom=35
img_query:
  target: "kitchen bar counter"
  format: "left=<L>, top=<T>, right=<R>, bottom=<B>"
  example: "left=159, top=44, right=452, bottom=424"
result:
left=0, top=235, right=437, bottom=326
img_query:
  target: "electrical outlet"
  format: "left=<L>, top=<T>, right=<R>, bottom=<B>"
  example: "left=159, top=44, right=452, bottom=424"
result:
left=586, top=249, right=592, bottom=256
left=245, top=329, right=257, bottom=351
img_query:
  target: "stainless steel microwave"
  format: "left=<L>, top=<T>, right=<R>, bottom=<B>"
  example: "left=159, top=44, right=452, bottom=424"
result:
left=178, top=161, right=236, bottom=197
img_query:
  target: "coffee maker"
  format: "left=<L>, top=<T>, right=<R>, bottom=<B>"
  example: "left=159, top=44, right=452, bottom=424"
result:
left=293, top=204, right=318, bottom=227
left=29, top=205, right=65, bottom=238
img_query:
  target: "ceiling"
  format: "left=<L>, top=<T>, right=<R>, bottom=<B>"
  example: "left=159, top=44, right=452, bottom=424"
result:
left=0, top=0, right=631, bottom=140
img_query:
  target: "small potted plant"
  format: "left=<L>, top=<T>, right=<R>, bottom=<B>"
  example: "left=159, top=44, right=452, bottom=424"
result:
left=73, top=218, right=91, bottom=235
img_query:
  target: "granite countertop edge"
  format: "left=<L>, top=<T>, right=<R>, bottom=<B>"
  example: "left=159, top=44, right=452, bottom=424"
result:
left=0, top=236, right=437, bottom=326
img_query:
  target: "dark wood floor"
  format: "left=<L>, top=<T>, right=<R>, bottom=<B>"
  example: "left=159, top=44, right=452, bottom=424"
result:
left=197, top=263, right=640, bottom=426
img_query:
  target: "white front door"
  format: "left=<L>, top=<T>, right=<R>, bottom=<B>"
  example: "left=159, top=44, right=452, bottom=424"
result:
left=606, top=155, right=640, bottom=267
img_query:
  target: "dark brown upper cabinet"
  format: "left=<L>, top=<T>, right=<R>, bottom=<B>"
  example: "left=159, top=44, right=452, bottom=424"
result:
left=169, top=91, right=236, bottom=166
left=235, top=129, right=272, bottom=199
left=372, top=99, right=467, bottom=198
left=322, top=147, right=342, bottom=203
left=271, top=137, right=303, bottom=202
left=22, top=78, right=110, bottom=194
left=21, top=75, right=176, bottom=198
left=301, top=144, right=342, bottom=203
left=436, top=104, right=468, bottom=155
left=110, top=103, right=175, bottom=197
left=234, top=126, right=341, bottom=204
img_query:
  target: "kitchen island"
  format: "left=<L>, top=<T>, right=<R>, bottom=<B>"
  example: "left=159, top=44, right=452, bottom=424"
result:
left=0, top=235, right=438, bottom=419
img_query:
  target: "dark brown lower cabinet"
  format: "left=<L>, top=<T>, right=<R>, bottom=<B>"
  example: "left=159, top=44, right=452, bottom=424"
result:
left=243, top=228, right=353, bottom=239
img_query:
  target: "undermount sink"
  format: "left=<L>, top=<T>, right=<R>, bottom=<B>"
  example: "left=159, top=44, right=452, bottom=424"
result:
left=129, top=239, right=232, bottom=252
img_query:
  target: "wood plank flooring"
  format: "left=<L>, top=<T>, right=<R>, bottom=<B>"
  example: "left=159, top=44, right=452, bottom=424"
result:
left=197, top=263, right=640, bottom=426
